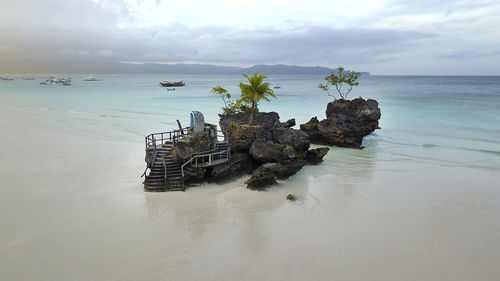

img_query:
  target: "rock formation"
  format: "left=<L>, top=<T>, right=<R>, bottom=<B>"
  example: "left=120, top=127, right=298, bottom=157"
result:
left=300, top=98, right=381, bottom=148
left=218, top=112, right=330, bottom=190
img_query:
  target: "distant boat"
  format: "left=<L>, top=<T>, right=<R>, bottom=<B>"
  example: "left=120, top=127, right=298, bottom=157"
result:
left=160, top=80, right=185, bottom=87
left=273, top=82, right=281, bottom=89
left=83, top=74, right=101, bottom=81
left=1, top=76, right=14, bottom=81
left=40, top=76, right=71, bottom=85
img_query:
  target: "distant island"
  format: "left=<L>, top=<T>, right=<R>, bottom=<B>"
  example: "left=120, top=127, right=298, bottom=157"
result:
left=117, top=63, right=370, bottom=75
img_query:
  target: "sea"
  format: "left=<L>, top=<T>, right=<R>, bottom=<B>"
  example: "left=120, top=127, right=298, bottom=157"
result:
left=1, top=74, right=499, bottom=168
left=1, top=74, right=500, bottom=281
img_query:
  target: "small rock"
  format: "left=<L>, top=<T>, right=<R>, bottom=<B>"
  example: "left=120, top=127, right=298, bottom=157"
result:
left=245, top=172, right=277, bottom=190
left=286, top=193, right=296, bottom=201
left=279, top=118, right=296, bottom=128
left=306, top=147, right=330, bottom=165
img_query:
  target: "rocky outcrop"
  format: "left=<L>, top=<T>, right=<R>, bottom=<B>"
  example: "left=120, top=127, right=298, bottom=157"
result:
left=219, top=112, right=282, bottom=152
left=306, top=147, right=330, bottom=164
left=163, top=111, right=332, bottom=190
left=300, top=98, right=381, bottom=148
left=245, top=168, right=277, bottom=190
left=279, top=118, right=296, bottom=128
left=249, top=139, right=297, bottom=163
left=299, top=117, right=322, bottom=143
left=245, top=160, right=307, bottom=190
left=228, top=124, right=267, bottom=152
left=210, top=152, right=257, bottom=180
left=272, top=127, right=310, bottom=152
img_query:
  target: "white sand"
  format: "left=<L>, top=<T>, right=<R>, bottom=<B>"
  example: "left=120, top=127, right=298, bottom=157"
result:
left=1, top=104, right=500, bottom=281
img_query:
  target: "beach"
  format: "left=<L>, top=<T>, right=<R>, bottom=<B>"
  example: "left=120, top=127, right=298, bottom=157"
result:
left=1, top=75, right=500, bottom=280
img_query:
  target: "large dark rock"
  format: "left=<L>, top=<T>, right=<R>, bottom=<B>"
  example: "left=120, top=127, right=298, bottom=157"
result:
left=249, top=138, right=297, bottom=163
left=300, top=98, right=381, bottom=148
left=245, top=170, right=277, bottom=190
left=245, top=160, right=307, bottom=190
left=219, top=112, right=282, bottom=152
left=272, top=160, right=307, bottom=179
left=211, top=152, right=256, bottom=180
left=299, top=117, right=322, bottom=143
left=228, top=124, right=266, bottom=152
left=272, top=127, right=310, bottom=152
left=306, top=147, right=330, bottom=164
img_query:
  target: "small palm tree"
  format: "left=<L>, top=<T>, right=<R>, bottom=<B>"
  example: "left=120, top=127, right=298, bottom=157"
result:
left=236, top=72, right=276, bottom=125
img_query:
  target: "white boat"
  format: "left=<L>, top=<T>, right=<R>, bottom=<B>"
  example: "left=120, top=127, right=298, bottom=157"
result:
left=83, top=74, right=100, bottom=81
left=273, top=82, right=281, bottom=89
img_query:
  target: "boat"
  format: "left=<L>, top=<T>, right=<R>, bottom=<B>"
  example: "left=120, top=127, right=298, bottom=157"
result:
left=1, top=77, right=14, bottom=81
left=273, top=82, right=281, bottom=89
left=40, top=76, right=71, bottom=85
left=83, top=74, right=100, bottom=81
left=160, top=80, right=185, bottom=87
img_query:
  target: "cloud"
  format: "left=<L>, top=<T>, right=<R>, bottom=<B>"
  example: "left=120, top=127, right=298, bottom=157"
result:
left=0, top=22, right=433, bottom=72
left=0, top=0, right=499, bottom=74
left=438, top=50, right=500, bottom=60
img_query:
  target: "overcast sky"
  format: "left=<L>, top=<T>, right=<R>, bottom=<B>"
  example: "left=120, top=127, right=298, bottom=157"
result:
left=1, top=0, right=499, bottom=74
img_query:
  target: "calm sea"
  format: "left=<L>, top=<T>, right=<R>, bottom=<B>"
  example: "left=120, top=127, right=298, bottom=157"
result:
left=1, top=74, right=500, bottom=171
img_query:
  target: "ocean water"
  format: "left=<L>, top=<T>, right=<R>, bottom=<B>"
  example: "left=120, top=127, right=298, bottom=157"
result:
left=1, top=74, right=500, bottom=280
left=1, top=74, right=499, bottom=169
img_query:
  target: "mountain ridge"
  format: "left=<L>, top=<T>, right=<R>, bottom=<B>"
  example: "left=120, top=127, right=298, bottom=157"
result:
left=118, top=63, right=370, bottom=75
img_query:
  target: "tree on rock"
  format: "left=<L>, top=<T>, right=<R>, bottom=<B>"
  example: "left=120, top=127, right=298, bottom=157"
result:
left=319, top=66, right=360, bottom=100
left=212, top=86, right=236, bottom=114
left=236, top=72, right=276, bottom=125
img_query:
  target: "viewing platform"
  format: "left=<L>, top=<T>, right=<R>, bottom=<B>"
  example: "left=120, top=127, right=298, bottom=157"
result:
left=142, top=111, right=230, bottom=192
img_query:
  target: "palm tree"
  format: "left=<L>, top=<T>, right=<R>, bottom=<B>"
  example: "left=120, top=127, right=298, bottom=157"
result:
left=236, top=72, right=276, bottom=125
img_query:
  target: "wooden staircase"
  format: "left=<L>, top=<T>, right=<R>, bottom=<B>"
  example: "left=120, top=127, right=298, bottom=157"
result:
left=143, top=127, right=230, bottom=192
left=144, top=142, right=185, bottom=191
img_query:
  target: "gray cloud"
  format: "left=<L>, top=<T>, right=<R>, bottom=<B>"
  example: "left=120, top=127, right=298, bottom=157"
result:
left=0, top=22, right=433, bottom=72
left=1, top=0, right=498, bottom=74
left=439, top=50, right=500, bottom=60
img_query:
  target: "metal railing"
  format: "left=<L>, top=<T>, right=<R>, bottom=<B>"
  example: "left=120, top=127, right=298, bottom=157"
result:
left=162, top=157, right=167, bottom=180
left=145, top=127, right=190, bottom=150
left=181, top=147, right=230, bottom=177
left=144, top=127, right=231, bottom=178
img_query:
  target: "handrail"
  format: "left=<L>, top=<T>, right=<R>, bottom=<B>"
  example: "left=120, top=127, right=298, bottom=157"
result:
left=145, top=128, right=228, bottom=151
left=141, top=147, right=157, bottom=178
left=145, top=127, right=190, bottom=150
left=162, top=157, right=167, bottom=180
left=181, top=140, right=227, bottom=163
left=181, top=149, right=230, bottom=177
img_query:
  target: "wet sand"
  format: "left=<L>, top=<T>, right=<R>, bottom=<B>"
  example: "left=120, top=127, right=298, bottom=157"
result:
left=1, top=105, right=500, bottom=281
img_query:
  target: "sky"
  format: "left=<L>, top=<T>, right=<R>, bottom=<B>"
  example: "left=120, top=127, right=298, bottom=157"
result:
left=0, top=0, right=499, bottom=75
